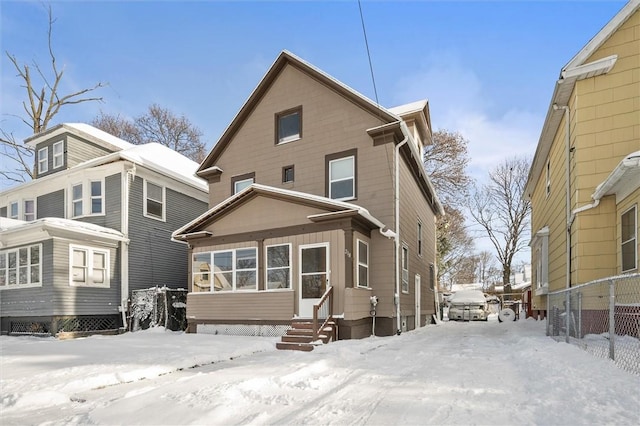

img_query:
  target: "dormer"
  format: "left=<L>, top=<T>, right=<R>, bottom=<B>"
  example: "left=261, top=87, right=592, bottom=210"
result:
left=388, top=100, right=432, bottom=155
left=25, top=123, right=133, bottom=179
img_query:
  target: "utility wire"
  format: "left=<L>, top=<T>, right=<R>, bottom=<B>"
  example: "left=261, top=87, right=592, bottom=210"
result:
left=358, top=0, right=380, bottom=107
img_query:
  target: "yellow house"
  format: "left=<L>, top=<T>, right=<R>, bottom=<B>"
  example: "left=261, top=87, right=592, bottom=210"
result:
left=525, top=0, right=640, bottom=318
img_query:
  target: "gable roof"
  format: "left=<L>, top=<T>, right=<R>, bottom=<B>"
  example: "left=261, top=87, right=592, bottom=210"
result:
left=172, top=183, right=388, bottom=241
left=525, top=0, right=639, bottom=197
left=198, top=50, right=401, bottom=174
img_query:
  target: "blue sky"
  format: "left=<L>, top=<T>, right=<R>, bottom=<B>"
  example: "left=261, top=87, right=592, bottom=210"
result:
left=0, top=0, right=628, bottom=262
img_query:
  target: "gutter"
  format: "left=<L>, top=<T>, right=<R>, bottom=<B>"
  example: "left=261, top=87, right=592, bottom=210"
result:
left=392, top=122, right=410, bottom=335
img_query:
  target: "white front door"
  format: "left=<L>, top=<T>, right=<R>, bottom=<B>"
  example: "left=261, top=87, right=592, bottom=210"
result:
left=299, top=243, right=329, bottom=318
left=415, top=274, right=421, bottom=329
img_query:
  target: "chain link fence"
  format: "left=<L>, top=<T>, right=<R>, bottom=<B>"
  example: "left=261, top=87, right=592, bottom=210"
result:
left=547, top=273, right=640, bottom=375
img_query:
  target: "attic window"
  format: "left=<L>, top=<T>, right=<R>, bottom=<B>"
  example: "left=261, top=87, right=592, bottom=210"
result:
left=276, top=106, right=302, bottom=144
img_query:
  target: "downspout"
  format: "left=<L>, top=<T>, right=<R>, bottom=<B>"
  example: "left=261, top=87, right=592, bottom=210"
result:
left=393, top=122, right=410, bottom=335
left=120, top=163, right=136, bottom=328
left=554, top=103, right=571, bottom=289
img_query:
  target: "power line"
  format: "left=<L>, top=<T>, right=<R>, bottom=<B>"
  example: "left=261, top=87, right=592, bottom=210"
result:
left=358, top=0, right=379, bottom=107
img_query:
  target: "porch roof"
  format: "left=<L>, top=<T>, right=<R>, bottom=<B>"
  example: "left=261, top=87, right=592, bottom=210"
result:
left=172, top=184, right=389, bottom=241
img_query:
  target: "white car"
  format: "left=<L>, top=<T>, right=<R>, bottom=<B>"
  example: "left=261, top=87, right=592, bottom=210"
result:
left=447, top=290, right=489, bottom=321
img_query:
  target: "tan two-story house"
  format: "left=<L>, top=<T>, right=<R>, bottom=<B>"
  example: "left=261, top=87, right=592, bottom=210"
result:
left=173, top=51, right=444, bottom=344
left=525, top=0, right=639, bottom=319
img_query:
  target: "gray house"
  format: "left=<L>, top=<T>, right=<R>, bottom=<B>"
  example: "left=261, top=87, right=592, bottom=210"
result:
left=0, top=124, right=208, bottom=334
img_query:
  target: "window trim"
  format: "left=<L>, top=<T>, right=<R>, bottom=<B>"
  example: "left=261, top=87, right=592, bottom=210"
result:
left=621, top=205, right=637, bottom=273
left=231, top=172, right=255, bottom=195
left=38, top=147, right=48, bottom=174
left=23, top=199, right=35, bottom=221
left=0, top=244, right=42, bottom=290
left=282, top=165, right=295, bottom=184
left=275, top=106, right=302, bottom=145
left=401, top=243, right=409, bottom=294
left=9, top=201, right=18, bottom=220
left=69, top=245, right=110, bottom=288
left=192, top=248, right=259, bottom=293
left=69, top=179, right=105, bottom=218
left=417, top=219, right=423, bottom=257
left=545, top=159, right=551, bottom=198
left=143, top=179, right=166, bottom=221
left=356, top=239, right=369, bottom=288
left=52, top=140, right=64, bottom=169
left=265, top=243, right=292, bottom=291
left=325, top=149, right=357, bottom=201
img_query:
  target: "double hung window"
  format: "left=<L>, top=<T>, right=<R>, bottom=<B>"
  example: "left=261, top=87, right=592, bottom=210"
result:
left=357, top=240, right=369, bottom=288
left=622, top=206, right=637, bottom=272
left=53, top=141, right=64, bottom=169
left=144, top=180, right=165, bottom=220
left=401, top=245, right=409, bottom=293
left=70, top=245, right=109, bottom=287
left=38, top=147, right=48, bottom=174
left=70, top=180, right=104, bottom=217
left=327, top=151, right=356, bottom=200
left=266, top=244, right=291, bottom=290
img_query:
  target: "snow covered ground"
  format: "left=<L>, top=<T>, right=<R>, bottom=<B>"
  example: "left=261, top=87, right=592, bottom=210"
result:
left=1, top=317, right=639, bottom=425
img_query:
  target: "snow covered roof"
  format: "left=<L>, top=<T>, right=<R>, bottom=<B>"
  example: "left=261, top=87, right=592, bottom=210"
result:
left=388, top=100, right=428, bottom=117
left=449, top=290, right=486, bottom=304
left=592, top=150, right=640, bottom=202
left=24, top=123, right=134, bottom=152
left=173, top=183, right=388, bottom=240
left=1, top=217, right=127, bottom=248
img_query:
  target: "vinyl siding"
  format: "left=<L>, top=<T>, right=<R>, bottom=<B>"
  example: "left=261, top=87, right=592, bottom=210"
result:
left=37, top=189, right=65, bottom=218
left=530, top=8, right=640, bottom=310
left=207, top=65, right=395, bottom=225
left=0, top=239, right=54, bottom=316
left=188, top=291, right=294, bottom=321
left=128, top=175, right=208, bottom=292
left=65, top=134, right=117, bottom=169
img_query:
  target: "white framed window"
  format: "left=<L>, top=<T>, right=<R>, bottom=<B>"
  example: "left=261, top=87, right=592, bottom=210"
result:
left=0, top=244, right=42, bottom=289
left=53, top=141, right=64, bottom=169
left=276, top=106, right=302, bottom=144
left=266, top=244, right=291, bottom=290
left=234, top=178, right=254, bottom=194
left=546, top=159, right=551, bottom=197
left=621, top=205, right=637, bottom=272
left=192, top=248, right=258, bottom=292
left=69, top=179, right=104, bottom=218
left=24, top=199, right=35, bottom=221
left=144, top=180, right=165, bottom=221
left=70, top=245, right=109, bottom=288
left=9, top=202, right=18, bottom=219
left=329, top=156, right=355, bottom=200
left=357, top=239, right=369, bottom=288
left=72, top=183, right=83, bottom=217
left=402, top=244, right=409, bottom=293
left=38, top=147, right=48, bottom=174
left=417, top=220, right=423, bottom=257
left=532, top=226, right=549, bottom=295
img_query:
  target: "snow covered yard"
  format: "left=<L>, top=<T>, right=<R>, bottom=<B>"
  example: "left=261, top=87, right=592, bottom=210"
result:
left=1, top=319, right=638, bottom=425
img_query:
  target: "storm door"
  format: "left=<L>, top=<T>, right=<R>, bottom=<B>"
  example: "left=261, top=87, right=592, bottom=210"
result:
left=299, top=243, right=329, bottom=318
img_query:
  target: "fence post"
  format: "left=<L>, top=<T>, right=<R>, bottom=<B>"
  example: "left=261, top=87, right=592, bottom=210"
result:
left=546, top=294, right=550, bottom=336
left=608, top=279, right=615, bottom=361
left=577, top=291, right=582, bottom=339
left=565, top=292, right=570, bottom=343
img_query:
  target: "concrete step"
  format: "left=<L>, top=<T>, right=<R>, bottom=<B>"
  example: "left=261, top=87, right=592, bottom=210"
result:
left=276, top=341, right=314, bottom=352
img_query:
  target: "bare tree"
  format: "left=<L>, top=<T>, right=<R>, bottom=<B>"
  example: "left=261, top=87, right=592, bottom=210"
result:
left=424, top=130, right=471, bottom=205
left=92, top=104, right=207, bottom=162
left=92, top=111, right=140, bottom=142
left=475, top=250, right=498, bottom=290
left=437, top=205, right=475, bottom=290
left=468, top=156, right=532, bottom=292
left=424, top=129, right=474, bottom=290
left=1, top=5, right=105, bottom=183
